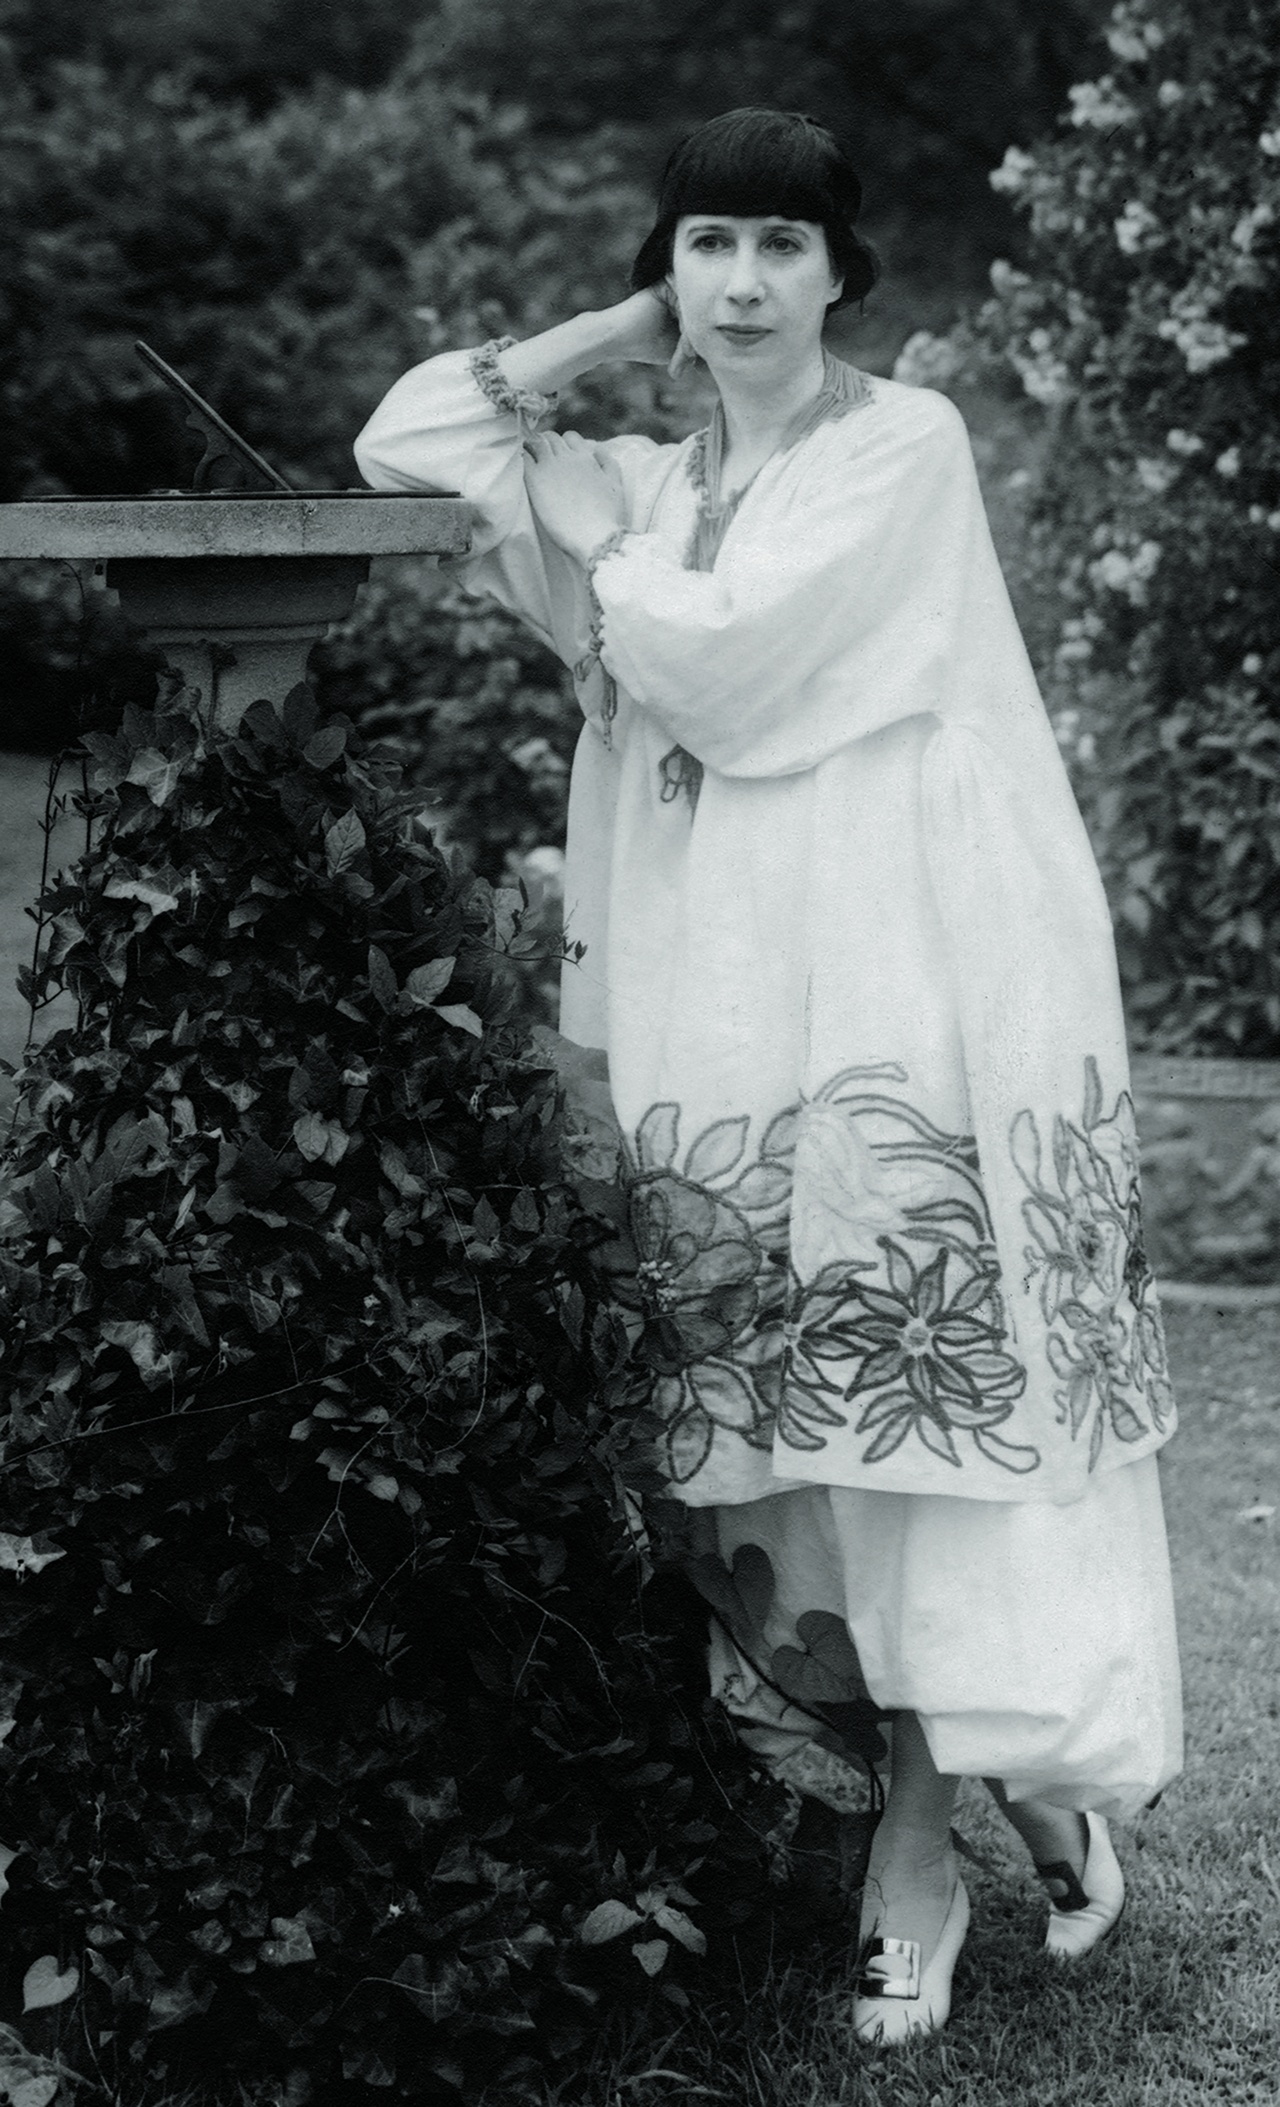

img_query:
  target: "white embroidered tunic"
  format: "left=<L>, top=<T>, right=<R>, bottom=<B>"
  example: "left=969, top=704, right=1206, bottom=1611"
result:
left=354, top=344, right=1176, bottom=1510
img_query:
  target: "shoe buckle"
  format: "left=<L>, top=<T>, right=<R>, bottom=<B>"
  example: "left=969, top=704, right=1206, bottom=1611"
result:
left=856, top=1935, right=921, bottom=2001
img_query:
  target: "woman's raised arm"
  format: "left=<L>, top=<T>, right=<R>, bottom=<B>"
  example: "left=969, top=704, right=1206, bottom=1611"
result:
left=495, top=289, right=676, bottom=397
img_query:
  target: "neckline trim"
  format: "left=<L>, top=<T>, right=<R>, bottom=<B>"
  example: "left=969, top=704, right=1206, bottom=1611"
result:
left=683, top=353, right=875, bottom=573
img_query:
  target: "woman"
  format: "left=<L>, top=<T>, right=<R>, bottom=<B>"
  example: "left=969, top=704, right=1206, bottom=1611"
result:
left=355, top=108, right=1183, bottom=2043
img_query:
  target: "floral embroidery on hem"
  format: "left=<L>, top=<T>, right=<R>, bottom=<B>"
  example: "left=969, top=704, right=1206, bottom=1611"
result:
left=466, top=337, right=558, bottom=422
left=597, top=1060, right=1170, bottom=1490
left=1011, top=1054, right=1173, bottom=1470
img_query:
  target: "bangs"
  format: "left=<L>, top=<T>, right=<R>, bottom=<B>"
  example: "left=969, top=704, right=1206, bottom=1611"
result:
left=658, top=111, right=860, bottom=228
left=630, top=107, right=878, bottom=308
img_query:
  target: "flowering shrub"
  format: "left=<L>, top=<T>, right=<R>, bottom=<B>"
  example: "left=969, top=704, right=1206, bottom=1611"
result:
left=925, top=0, right=1280, bottom=1056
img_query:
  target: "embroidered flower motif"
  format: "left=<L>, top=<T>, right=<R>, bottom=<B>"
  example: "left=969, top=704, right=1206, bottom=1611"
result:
left=1011, top=1056, right=1173, bottom=1467
left=603, top=1060, right=1171, bottom=1492
left=596, top=1101, right=792, bottom=1484
left=782, top=1240, right=1034, bottom=1471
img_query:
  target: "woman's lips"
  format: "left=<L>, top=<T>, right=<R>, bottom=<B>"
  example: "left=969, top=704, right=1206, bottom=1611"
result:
left=717, top=325, right=771, bottom=341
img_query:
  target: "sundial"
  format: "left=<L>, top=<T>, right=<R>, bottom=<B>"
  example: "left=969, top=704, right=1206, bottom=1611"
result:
left=0, top=343, right=471, bottom=725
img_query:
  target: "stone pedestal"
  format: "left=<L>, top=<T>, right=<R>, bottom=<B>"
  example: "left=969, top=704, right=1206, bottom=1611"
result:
left=107, top=555, right=370, bottom=727
left=0, top=492, right=471, bottom=727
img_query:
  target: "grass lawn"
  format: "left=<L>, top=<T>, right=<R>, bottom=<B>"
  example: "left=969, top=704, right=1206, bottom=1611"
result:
left=571, top=1302, right=1280, bottom=2107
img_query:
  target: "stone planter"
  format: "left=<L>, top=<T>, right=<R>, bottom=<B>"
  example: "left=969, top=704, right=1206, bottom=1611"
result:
left=1131, top=1053, right=1280, bottom=1300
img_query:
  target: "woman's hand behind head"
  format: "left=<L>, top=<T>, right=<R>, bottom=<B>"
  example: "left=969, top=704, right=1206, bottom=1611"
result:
left=603, top=287, right=681, bottom=367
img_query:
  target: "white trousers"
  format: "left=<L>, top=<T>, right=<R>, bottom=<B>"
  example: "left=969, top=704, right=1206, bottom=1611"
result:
left=709, top=1456, right=1183, bottom=1821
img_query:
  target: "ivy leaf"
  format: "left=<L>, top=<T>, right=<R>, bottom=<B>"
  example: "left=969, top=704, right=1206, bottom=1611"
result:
left=292, top=1112, right=349, bottom=1165
left=259, top=1917, right=317, bottom=1966
left=103, top=876, right=180, bottom=916
left=403, top=957, right=456, bottom=1007
left=653, top=1905, right=706, bottom=1955
left=149, top=1970, right=214, bottom=2029
left=0, top=1536, right=65, bottom=1579
left=578, top=1899, right=644, bottom=1945
left=100, top=1319, right=175, bottom=1386
left=9, top=2073, right=60, bottom=2107
left=22, top=1956, right=79, bottom=2011
left=432, top=1003, right=483, bottom=1037
left=631, top=1938, right=668, bottom=1976
left=126, top=748, right=183, bottom=806
left=304, top=724, right=348, bottom=769
left=771, top=1612, right=870, bottom=1707
left=324, top=811, right=366, bottom=876
left=283, top=682, right=318, bottom=746
left=367, top=944, right=397, bottom=1012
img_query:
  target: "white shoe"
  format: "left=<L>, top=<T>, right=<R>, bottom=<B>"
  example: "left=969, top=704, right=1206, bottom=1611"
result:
left=853, top=1877, right=970, bottom=2044
left=1038, top=1811, right=1125, bottom=1960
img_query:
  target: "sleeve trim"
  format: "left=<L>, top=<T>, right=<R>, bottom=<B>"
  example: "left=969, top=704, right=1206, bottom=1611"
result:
left=466, top=338, right=558, bottom=423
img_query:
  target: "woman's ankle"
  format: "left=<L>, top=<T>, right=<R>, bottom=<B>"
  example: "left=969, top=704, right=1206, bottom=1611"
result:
left=991, top=1791, right=1089, bottom=1877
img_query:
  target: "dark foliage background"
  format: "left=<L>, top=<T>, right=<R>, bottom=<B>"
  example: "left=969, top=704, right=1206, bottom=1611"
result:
left=0, top=685, right=821, bottom=2103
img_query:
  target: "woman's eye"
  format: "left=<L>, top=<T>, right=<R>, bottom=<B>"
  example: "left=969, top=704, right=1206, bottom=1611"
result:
left=766, top=236, right=801, bottom=254
left=691, top=234, right=726, bottom=251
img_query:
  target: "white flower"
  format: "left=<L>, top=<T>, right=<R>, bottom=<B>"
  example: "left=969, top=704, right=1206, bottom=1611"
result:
left=1166, top=428, right=1204, bottom=455
left=892, top=330, right=961, bottom=389
left=1157, top=80, right=1185, bottom=108
left=1268, top=511, right=1280, bottom=533
left=1136, top=455, right=1178, bottom=494
left=1215, top=446, right=1241, bottom=478
left=1011, top=344, right=1073, bottom=406
left=1069, top=78, right=1137, bottom=129
left=1260, top=130, right=1280, bottom=157
left=989, top=258, right=1031, bottom=295
left=1249, top=504, right=1267, bottom=523
left=1233, top=201, right=1275, bottom=252
left=990, top=146, right=1037, bottom=195
left=1106, top=9, right=1164, bottom=62
left=1077, top=732, right=1098, bottom=764
left=1089, top=540, right=1162, bottom=605
left=1158, top=311, right=1247, bottom=373
left=1115, top=199, right=1161, bottom=255
left=1243, top=653, right=1263, bottom=675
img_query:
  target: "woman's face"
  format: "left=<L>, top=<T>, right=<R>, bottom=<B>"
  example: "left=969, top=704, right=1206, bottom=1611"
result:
left=668, top=215, right=842, bottom=384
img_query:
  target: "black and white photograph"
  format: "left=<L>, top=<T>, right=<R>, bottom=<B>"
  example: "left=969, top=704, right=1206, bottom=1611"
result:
left=0, top=4, right=1277, bottom=2103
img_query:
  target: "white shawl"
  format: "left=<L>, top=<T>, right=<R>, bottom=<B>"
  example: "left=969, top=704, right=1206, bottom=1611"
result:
left=355, top=345, right=1176, bottom=1508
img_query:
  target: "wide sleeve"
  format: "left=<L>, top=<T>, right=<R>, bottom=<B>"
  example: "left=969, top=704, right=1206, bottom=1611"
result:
left=353, top=343, right=659, bottom=678
left=588, top=389, right=991, bottom=777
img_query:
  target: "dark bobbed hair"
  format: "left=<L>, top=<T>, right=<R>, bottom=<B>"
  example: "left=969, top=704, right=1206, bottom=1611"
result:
left=630, top=108, right=880, bottom=310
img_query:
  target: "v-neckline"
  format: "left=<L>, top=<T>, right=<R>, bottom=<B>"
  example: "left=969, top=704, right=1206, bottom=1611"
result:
left=684, top=351, right=875, bottom=574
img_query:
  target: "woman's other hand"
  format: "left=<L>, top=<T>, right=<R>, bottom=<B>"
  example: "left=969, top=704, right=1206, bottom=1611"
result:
left=523, top=432, right=624, bottom=566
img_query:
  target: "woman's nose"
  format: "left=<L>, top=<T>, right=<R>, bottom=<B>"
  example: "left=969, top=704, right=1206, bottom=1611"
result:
left=724, top=245, right=764, bottom=303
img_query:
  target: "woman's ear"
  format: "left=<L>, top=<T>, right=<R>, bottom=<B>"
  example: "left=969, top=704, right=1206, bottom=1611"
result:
left=826, top=271, right=846, bottom=310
